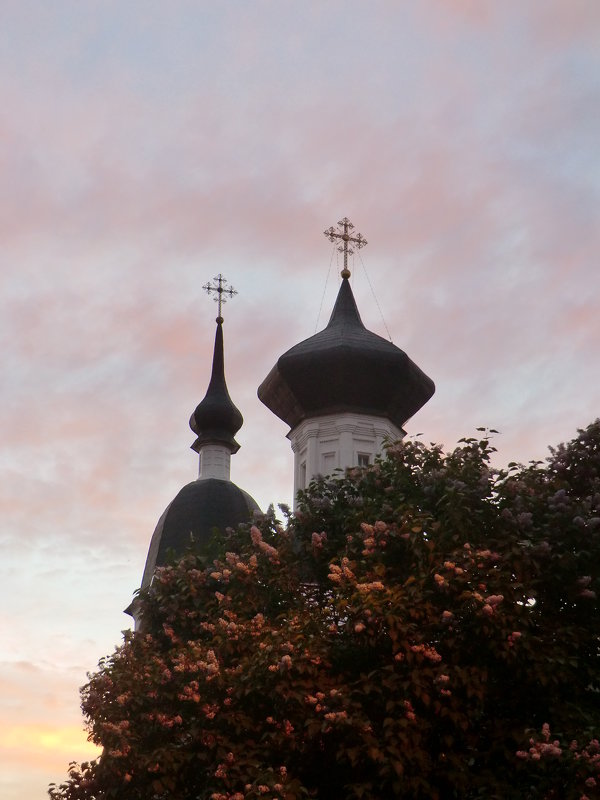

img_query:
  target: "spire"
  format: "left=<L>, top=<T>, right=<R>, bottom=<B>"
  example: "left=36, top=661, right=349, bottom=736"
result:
left=323, top=216, right=367, bottom=329
left=258, top=216, right=434, bottom=432
left=130, top=271, right=261, bottom=625
left=325, top=272, right=364, bottom=330
left=189, top=276, right=242, bottom=456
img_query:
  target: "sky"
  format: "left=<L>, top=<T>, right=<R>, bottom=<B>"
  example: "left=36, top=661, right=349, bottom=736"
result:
left=1, top=1, right=599, bottom=797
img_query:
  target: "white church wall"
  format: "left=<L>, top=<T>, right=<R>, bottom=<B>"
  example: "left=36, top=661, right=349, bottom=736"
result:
left=289, top=412, right=404, bottom=506
left=198, top=444, right=231, bottom=480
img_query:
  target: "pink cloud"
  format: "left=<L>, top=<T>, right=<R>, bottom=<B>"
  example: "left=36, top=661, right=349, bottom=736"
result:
left=1, top=8, right=598, bottom=800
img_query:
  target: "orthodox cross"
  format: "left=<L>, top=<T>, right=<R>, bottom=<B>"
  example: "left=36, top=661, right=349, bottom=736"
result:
left=323, top=217, right=368, bottom=278
left=203, top=273, right=237, bottom=321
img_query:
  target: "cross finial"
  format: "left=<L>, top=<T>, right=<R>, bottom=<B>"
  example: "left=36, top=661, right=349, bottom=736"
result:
left=323, top=217, right=368, bottom=278
left=202, top=274, right=237, bottom=322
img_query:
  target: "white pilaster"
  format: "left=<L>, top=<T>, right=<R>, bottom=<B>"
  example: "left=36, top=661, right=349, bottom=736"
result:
left=198, top=445, right=231, bottom=481
left=289, top=412, right=405, bottom=507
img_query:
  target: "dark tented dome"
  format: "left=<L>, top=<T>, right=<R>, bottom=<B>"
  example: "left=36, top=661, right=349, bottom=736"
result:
left=141, top=478, right=260, bottom=588
left=258, top=277, right=435, bottom=431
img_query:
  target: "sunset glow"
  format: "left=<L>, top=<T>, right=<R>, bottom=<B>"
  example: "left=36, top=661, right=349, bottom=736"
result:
left=2, top=2, right=599, bottom=798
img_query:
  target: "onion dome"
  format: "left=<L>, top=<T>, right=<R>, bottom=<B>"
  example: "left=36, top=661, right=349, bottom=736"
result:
left=189, top=316, right=243, bottom=454
left=140, top=478, right=259, bottom=588
left=258, top=275, right=435, bottom=431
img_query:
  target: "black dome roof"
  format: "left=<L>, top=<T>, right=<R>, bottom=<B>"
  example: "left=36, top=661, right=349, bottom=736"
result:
left=258, top=277, right=435, bottom=431
left=190, top=319, right=243, bottom=453
left=141, top=478, right=260, bottom=588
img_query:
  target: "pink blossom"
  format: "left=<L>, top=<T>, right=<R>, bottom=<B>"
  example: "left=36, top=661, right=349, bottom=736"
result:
left=580, top=589, right=597, bottom=599
left=312, top=531, right=326, bottom=549
left=279, top=654, right=292, bottom=671
left=487, top=594, right=504, bottom=606
left=410, top=643, right=442, bottom=662
left=258, top=539, right=279, bottom=559
left=360, top=522, right=374, bottom=535
left=356, top=580, right=385, bottom=593
left=542, top=722, right=551, bottom=740
left=324, top=710, right=348, bottom=721
left=250, top=526, right=262, bottom=545
left=362, top=536, right=376, bottom=550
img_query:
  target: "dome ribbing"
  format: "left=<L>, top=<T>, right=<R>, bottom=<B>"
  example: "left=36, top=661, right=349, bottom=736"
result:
left=140, top=478, right=259, bottom=588
left=258, top=277, right=435, bottom=431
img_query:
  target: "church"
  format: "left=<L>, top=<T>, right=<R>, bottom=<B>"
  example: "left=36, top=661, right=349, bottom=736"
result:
left=128, top=218, right=434, bottom=625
